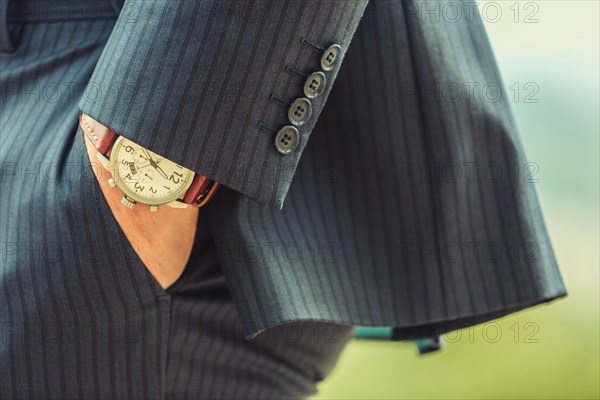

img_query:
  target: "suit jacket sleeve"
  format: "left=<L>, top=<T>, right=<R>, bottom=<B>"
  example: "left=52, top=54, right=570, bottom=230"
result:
left=78, top=0, right=369, bottom=209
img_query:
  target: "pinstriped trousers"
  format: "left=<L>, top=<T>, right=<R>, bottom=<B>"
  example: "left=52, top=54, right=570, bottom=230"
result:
left=0, top=16, right=355, bottom=400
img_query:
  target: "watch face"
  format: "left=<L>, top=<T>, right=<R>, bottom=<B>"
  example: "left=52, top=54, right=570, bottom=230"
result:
left=110, top=137, right=193, bottom=205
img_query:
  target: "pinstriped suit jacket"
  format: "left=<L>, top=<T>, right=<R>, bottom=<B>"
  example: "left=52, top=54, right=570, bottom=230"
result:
left=73, top=0, right=567, bottom=339
left=1, top=0, right=566, bottom=362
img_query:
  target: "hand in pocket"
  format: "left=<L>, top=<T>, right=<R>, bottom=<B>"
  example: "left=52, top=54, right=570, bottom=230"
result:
left=82, top=130, right=199, bottom=290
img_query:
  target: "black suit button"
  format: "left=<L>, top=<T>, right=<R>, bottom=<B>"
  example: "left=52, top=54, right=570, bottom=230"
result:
left=288, top=97, right=312, bottom=126
left=274, top=125, right=300, bottom=155
left=303, top=71, right=327, bottom=99
left=321, top=44, right=342, bottom=71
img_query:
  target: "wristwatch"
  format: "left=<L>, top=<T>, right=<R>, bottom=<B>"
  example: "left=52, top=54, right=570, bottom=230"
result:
left=79, top=113, right=219, bottom=211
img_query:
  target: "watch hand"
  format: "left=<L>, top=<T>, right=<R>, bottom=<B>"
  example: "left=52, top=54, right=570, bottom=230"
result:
left=153, top=163, right=169, bottom=179
left=142, top=148, right=169, bottom=179
left=142, top=148, right=154, bottom=163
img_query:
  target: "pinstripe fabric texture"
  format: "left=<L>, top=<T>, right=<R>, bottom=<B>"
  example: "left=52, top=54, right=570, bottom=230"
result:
left=0, top=9, right=354, bottom=399
left=1, top=0, right=567, bottom=398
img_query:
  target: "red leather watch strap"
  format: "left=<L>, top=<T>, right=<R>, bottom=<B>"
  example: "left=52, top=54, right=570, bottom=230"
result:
left=182, top=175, right=220, bottom=207
left=80, top=113, right=118, bottom=156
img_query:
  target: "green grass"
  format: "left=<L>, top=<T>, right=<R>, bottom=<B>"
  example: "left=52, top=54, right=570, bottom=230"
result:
left=316, top=302, right=598, bottom=399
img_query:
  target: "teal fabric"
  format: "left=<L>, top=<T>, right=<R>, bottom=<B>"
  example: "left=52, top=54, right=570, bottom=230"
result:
left=354, top=327, right=394, bottom=339
left=354, top=327, right=442, bottom=354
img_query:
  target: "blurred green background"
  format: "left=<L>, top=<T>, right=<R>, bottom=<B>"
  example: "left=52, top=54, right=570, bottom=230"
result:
left=316, top=1, right=599, bottom=399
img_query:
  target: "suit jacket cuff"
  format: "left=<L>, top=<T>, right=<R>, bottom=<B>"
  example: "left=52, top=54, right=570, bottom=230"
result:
left=78, top=0, right=369, bottom=209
